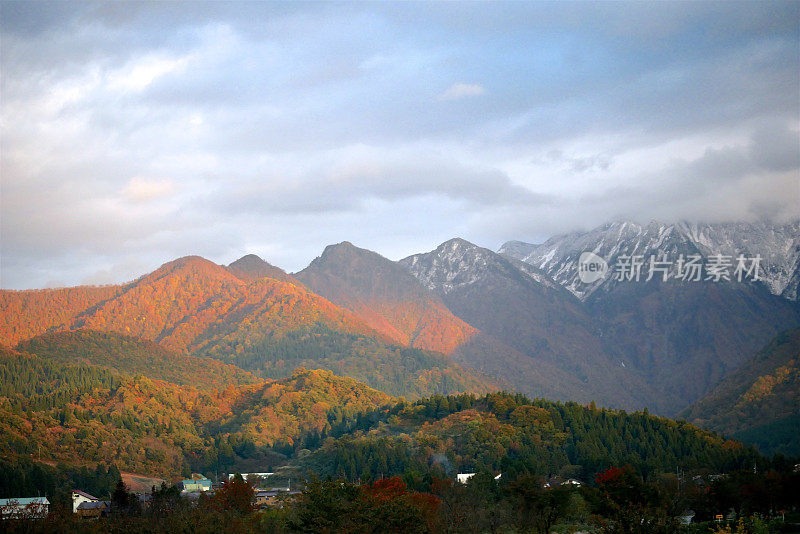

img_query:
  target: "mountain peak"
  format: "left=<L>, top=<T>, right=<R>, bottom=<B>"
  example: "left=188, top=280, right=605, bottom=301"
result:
left=310, top=241, right=386, bottom=269
left=297, top=241, right=477, bottom=353
left=439, top=237, right=478, bottom=251
left=401, top=238, right=544, bottom=295
left=147, top=255, right=239, bottom=283
left=301, top=241, right=411, bottom=294
left=231, top=253, right=266, bottom=265
left=320, top=241, right=359, bottom=256
left=168, top=255, right=214, bottom=267
left=228, top=254, right=295, bottom=284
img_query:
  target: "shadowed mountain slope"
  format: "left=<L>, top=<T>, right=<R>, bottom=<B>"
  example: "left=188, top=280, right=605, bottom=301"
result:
left=500, top=221, right=800, bottom=414
left=401, top=238, right=651, bottom=409
left=681, top=328, right=800, bottom=455
left=16, top=330, right=259, bottom=392
left=295, top=241, right=477, bottom=354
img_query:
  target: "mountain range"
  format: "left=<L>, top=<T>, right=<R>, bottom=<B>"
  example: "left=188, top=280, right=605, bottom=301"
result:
left=497, top=220, right=800, bottom=414
left=1, top=218, right=798, bottom=458
left=1, top=255, right=495, bottom=400
left=499, top=220, right=800, bottom=301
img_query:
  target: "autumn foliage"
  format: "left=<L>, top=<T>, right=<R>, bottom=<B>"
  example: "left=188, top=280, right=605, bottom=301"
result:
left=1, top=255, right=496, bottom=399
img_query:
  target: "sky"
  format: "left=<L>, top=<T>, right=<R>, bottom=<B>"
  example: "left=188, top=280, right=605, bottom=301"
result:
left=1, top=1, right=798, bottom=289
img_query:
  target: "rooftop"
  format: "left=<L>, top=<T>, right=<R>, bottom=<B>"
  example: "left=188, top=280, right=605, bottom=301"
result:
left=0, top=497, right=49, bottom=506
left=72, top=490, right=99, bottom=500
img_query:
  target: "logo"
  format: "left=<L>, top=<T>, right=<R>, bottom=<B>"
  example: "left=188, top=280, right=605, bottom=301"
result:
left=578, top=251, right=608, bottom=284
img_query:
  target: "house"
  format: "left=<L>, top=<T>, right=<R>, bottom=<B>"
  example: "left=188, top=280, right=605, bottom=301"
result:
left=255, top=489, right=301, bottom=509
left=136, top=493, right=152, bottom=508
left=679, top=510, right=696, bottom=525
left=228, top=472, right=274, bottom=481
left=255, top=490, right=281, bottom=508
left=76, top=500, right=110, bottom=519
left=456, top=473, right=476, bottom=484
left=0, top=497, right=50, bottom=519
left=72, top=489, right=99, bottom=513
left=181, top=474, right=212, bottom=493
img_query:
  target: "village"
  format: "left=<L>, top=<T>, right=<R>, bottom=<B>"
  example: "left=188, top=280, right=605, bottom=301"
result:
left=0, top=472, right=304, bottom=521
left=0, top=471, right=590, bottom=522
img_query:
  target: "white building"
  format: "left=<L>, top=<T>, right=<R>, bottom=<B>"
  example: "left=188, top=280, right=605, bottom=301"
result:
left=456, top=473, right=476, bottom=484
left=228, top=472, right=274, bottom=481
left=0, top=497, right=50, bottom=519
left=72, top=490, right=99, bottom=514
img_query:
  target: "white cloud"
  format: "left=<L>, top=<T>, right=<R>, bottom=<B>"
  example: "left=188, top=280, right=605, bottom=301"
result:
left=439, top=82, right=486, bottom=100
left=122, top=177, right=175, bottom=203
left=0, top=2, right=797, bottom=289
left=107, top=55, right=191, bottom=92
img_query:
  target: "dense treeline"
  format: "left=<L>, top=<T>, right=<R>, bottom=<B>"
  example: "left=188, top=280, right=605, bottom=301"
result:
left=733, top=413, right=800, bottom=457
left=0, top=348, right=119, bottom=410
left=0, top=458, right=121, bottom=511
left=293, top=392, right=760, bottom=484
left=0, top=344, right=764, bottom=485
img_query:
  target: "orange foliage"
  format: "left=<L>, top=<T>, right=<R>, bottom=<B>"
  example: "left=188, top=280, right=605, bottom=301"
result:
left=0, top=285, right=121, bottom=346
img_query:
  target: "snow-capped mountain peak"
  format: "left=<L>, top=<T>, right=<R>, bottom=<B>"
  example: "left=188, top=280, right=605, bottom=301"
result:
left=401, top=237, right=558, bottom=294
left=500, top=220, right=800, bottom=300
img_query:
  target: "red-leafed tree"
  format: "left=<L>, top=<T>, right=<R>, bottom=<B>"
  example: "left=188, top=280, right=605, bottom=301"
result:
left=208, top=474, right=255, bottom=514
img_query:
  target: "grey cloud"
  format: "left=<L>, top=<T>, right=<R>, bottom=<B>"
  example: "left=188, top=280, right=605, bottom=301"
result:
left=560, top=127, right=799, bottom=229
left=749, top=121, right=800, bottom=173
left=207, top=146, right=552, bottom=219
left=544, top=150, right=614, bottom=173
left=2, top=1, right=798, bottom=289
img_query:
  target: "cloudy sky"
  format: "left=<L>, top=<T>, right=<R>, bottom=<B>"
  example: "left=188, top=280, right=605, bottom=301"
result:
left=1, top=1, right=798, bottom=289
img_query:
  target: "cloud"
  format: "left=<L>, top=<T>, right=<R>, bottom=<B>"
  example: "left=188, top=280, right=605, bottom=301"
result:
left=122, top=177, right=175, bottom=203
left=0, top=2, right=797, bottom=289
left=107, top=55, right=191, bottom=92
left=439, top=83, right=486, bottom=101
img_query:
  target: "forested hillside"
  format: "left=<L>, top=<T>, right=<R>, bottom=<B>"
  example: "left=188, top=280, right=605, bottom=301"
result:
left=0, top=256, right=497, bottom=399
left=0, top=285, right=122, bottom=346
left=682, top=328, right=800, bottom=455
left=0, top=341, right=758, bottom=484
left=290, top=392, right=759, bottom=484
left=0, top=346, right=396, bottom=477
left=16, top=330, right=258, bottom=391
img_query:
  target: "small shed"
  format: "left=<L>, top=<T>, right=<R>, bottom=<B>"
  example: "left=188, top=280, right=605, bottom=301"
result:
left=76, top=500, right=110, bottom=519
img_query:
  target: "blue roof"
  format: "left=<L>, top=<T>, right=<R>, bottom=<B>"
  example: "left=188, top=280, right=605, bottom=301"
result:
left=0, top=497, right=49, bottom=506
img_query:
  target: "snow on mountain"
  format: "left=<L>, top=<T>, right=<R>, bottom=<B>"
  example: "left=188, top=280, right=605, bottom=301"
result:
left=500, top=220, right=800, bottom=301
left=677, top=221, right=800, bottom=299
left=401, top=238, right=558, bottom=295
left=400, top=237, right=650, bottom=409
left=497, top=240, right=539, bottom=260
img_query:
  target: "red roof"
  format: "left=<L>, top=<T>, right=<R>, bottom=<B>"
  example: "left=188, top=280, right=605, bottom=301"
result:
left=72, top=490, right=99, bottom=500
